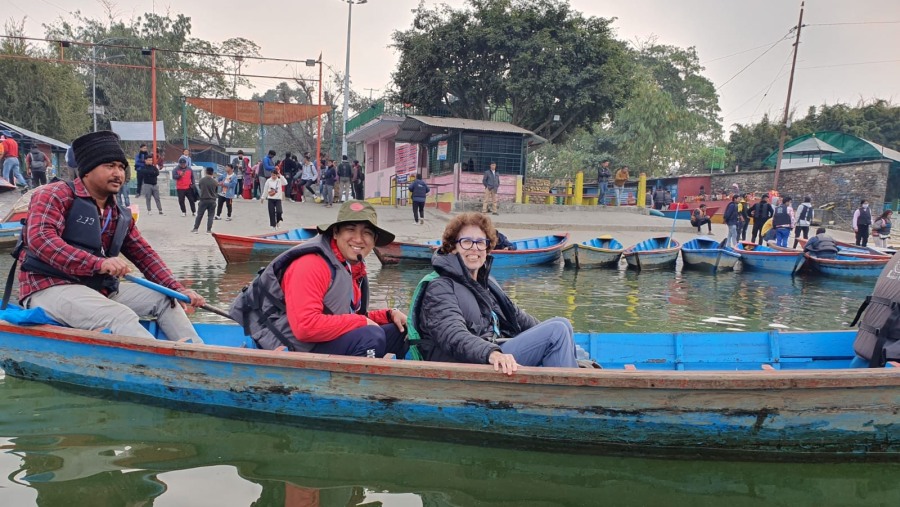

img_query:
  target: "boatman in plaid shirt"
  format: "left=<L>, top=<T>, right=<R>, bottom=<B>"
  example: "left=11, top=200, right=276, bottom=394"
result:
left=18, top=130, right=206, bottom=341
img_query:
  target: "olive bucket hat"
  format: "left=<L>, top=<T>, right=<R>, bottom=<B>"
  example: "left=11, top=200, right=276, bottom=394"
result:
left=317, top=200, right=395, bottom=247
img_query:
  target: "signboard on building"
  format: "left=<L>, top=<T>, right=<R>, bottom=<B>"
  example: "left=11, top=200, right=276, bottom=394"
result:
left=437, top=140, right=448, bottom=161
left=395, top=143, right=418, bottom=175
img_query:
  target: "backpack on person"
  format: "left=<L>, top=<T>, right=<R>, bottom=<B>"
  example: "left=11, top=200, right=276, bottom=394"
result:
left=29, top=150, right=47, bottom=171
left=798, top=203, right=812, bottom=223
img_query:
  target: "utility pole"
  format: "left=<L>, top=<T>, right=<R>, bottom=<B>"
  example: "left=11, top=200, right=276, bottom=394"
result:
left=364, top=88, right=377, bottom=100
left=773, top=1, right=805, bottom=193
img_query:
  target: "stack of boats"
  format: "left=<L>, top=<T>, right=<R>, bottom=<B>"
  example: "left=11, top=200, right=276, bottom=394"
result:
left=210, top=226, right=892, bottom=279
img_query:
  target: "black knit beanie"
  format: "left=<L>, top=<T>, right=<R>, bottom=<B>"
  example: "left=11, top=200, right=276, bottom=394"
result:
left=72, top=130, right=129, bottom=179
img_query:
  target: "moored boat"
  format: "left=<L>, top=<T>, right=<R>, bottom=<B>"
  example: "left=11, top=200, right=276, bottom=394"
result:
left=681, top=237, right=741, bottom=272
left=623, top=236, right=681, bottom=270
left=658, top=206, right=719, bottom=221
left=736, top=242, right=806, bottom=275
left=0, top=316, right=897, bottom=460
left=376, top=234, right=569, bottom=268
left=212, top=227, right=319, bottom=263
left=804, top=253, right=889, bottom=279
left=562, top=236, right=624, bottom=269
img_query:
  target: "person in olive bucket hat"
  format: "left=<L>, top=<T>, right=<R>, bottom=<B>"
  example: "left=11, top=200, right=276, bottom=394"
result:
left=230, top=200, right=408, bottom=358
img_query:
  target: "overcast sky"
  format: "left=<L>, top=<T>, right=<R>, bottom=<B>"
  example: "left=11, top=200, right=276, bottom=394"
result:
left=11, top=0, right=900, bottom=137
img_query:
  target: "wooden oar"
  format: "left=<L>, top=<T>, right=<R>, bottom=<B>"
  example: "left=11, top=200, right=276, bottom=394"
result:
left=123, top=274, right=233, bottom=320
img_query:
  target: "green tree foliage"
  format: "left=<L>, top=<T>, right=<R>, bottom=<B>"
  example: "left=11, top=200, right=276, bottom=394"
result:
left=0, top=21, right=89, bottom=141
left=391, top=0, right=632, bottom=143
left=727, top=100, right=900, bottom=170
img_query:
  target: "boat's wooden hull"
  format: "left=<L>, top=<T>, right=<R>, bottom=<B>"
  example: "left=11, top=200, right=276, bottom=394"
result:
left=736, top=242, right=806, bottom=275
left=805, top=254, right=889, bottom=279
left=562, top=237, right=623, bottom=269
left=659, top=206, right=719, bottom=221
left=212, top=228, right=318, bottom=263
left=0, top=321, right=897, bottom=459
left=682, top=238, right=741, bottom=272
left=623, top=238, right=681, bottom=270
left=373, top=241, right=439, bottom=265
left=376, top=234, right=569, bottom=268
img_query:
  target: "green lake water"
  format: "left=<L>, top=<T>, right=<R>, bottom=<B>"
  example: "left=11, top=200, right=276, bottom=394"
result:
left=1, top=253, right=899, bottom=506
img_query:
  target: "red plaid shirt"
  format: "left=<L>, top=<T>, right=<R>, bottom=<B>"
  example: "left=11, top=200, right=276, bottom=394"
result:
left=18, top=179, right=185, bottom=301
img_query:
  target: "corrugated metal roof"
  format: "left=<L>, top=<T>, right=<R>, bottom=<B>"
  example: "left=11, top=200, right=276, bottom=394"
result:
left=0, top=120, right=69, bottom=150
left=395, top=115, right=545, bottom=146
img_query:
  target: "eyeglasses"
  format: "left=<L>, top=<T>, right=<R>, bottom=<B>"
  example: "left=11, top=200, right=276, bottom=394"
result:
left=456, top=237, right=489, bottom=251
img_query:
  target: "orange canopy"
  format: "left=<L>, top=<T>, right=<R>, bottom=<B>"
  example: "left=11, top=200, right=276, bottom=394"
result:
left=186, top=98, right=331, bottom=125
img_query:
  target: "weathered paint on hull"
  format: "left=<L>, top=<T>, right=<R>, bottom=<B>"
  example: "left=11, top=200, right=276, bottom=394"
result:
left=562, top=244, right=623, bottom=269
left=0, top=323, right=898, bottom=459
left=624, top=252, right=678, bottom=270
left=659, top=206, right=719, bottom=221
left=806, top=257, right=888, bottom=279
left=681, top=250, right=741, bottom=272
left=212, top=228, right=318, bottom=263
left=373, top=242, right=438, bottom=265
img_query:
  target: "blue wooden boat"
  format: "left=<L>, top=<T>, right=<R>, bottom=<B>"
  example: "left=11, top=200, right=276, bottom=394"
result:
left=562, top=236, right=624, bottom=269
left=681, top=237, right=741, bottom=272
left=623, top=236, right=681, bottom=270
left=736, top=241, right=806, bottom=275
left=804, top=253, right=889, bottom=279
left=375, top=234, right=569, bottom=268
left=212, top=227, right=319, bottom=263
left=0, top=317, right=897, bottom=459
left=658, top=206, right=719, bottom=221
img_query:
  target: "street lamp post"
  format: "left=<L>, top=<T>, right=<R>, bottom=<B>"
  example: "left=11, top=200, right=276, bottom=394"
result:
left=306, top=55, right=324, bottom=164
left=341, top=0, right=367, bottom=157
left=91, top=38, right=132, bottom=132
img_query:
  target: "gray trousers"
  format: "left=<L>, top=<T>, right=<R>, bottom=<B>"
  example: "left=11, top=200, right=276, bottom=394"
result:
left=193, top=199, right=216, bottom=232
left=143, top=183, right=162, bottom=212
left=25, top=283, right=201, bottom=342
left=500, top=317, right=578, bottom=368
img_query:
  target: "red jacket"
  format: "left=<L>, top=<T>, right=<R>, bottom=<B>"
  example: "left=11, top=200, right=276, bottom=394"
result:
left=2, top=137, right=18, bottom=158
left=282, top=238, right=390, bottom=343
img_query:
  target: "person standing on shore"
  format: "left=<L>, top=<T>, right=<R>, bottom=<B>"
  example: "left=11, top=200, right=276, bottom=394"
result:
left=482, top=162, right=500, bottom=215
left=723, top=194, right=740, bottom=247
left=408, top=174, right=430, bottom=225
left=613, top=165, right=629, bottom=206
left=321, top=159, right=337, bottom=208
left=872, top=210, right=893, bottom=248
left=351, top=159, right=364, bottom=200
left=596, top=160, right=611, bottom=205
left=337, top=155, right=353, bottom=203
left=173, top=156, right=197, bottom=217
left=750, top=195, right=773, bottom=245
left=215, top=164, right=238, bottom=221
left=233, top=150, right=249, bottom=198
left=261, top=169, right=288, bottom=228
left=134, top=143, right=148, bottom=197
left=772, top=196, right=795, bottom=248
left=853, top=199, right=873, bottom=247
left=738, top=193, right=751, bottom=241
left=191, top=167, right=218, bottom=234
left=141, top=152, right=163, bottom=215
left=793, top=196, right=814, bottom=248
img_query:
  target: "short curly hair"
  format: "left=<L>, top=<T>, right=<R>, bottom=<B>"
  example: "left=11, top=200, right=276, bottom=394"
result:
left=439, top=212, right=498, bottom=254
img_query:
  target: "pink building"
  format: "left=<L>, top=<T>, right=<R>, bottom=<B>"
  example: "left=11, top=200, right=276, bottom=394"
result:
left=346, top=108, right=543, bottom=211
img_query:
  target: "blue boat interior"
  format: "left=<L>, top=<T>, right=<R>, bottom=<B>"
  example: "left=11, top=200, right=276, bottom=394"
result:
left=737, top=244, right=782, bottom=253
left=270, top=228, right=318, bottom=241
left=683, top=238, right=722, bottom=250
left=632, top=237, right=678, bottom=251
left=511, top=235, right=563, bottom=249
left=584, top=238, right=623, bottom=250
left=133, top=321, right=861, bottom=371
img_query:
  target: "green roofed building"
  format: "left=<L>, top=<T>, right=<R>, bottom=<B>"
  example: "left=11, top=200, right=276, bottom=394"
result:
left=763, top=131, right=900, bottom=204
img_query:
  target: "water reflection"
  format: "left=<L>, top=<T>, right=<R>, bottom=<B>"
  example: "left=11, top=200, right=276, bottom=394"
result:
left=1, top=377, right=899, bottom=506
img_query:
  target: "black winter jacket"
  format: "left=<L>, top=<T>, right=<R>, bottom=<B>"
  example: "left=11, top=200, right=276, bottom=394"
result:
left=418, top=252, right=539, bottom=364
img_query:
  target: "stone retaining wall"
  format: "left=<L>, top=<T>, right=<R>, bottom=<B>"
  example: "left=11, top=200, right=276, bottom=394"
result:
left=711, top=160, right=890, bottom=229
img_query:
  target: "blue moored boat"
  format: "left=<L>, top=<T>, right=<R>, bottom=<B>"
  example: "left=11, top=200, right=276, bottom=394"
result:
left=0, top=315, right=897, bottom=459
left=681, top=237, right=741, bottom=272
left=562, top=236, right=624, bottom=269
left=736, top=241, right=806, bottom=275
left=623, top=236, right=681, bottom=270
left=804, top=253, right=889, bottom=279
left=375, top=234, right=569, bottom=268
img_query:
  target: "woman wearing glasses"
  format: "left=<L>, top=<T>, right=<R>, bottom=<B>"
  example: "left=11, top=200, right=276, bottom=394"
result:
left=413, top=213, right=578, bottom=375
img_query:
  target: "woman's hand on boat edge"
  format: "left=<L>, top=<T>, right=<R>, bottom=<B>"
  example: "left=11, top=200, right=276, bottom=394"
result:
left=489, top=351, right=519, bottom=376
